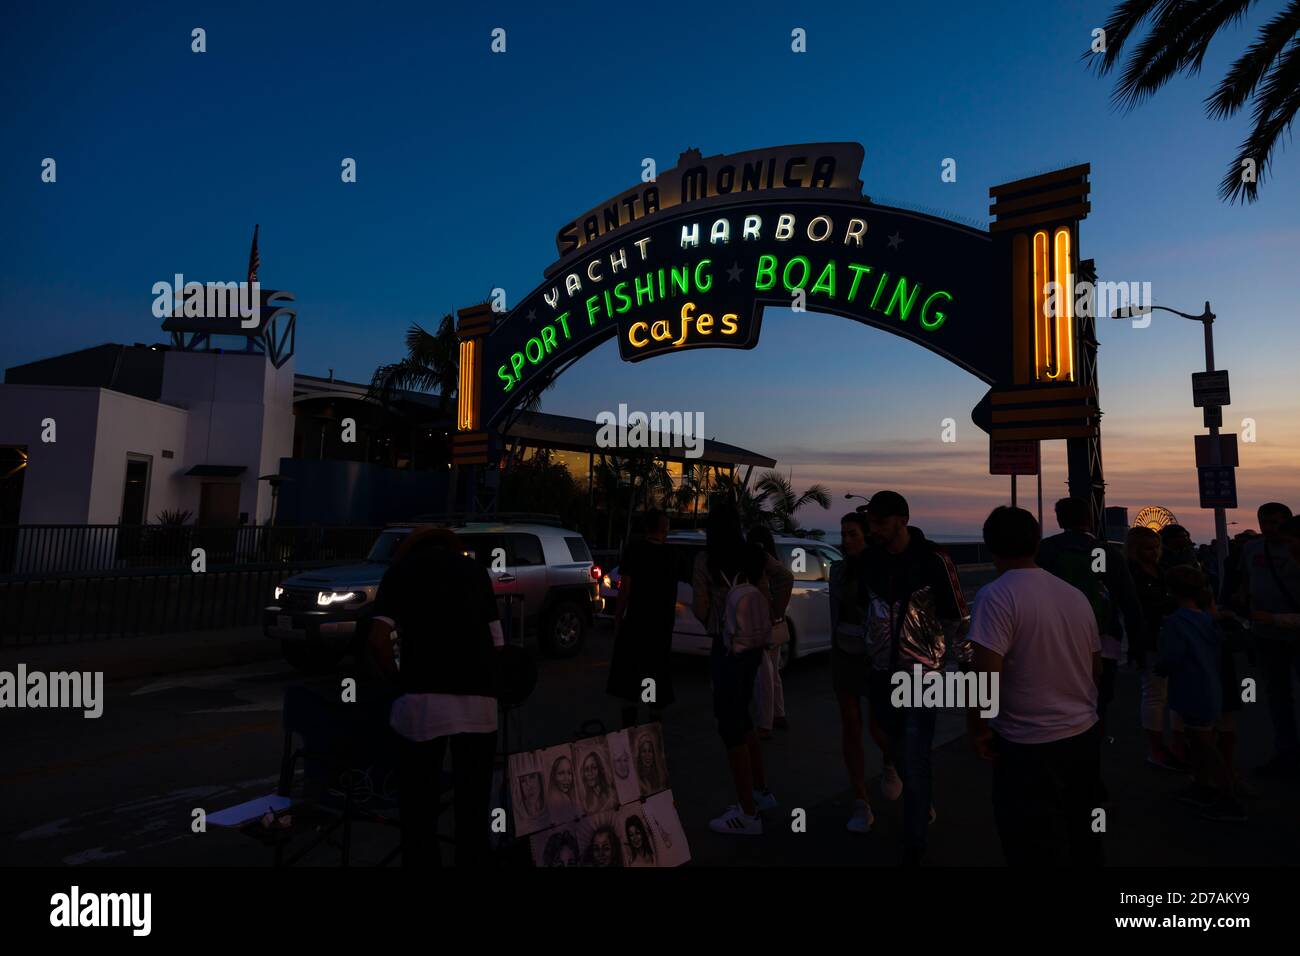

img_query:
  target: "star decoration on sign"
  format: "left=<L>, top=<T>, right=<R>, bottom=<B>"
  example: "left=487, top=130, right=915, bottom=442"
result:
left=726, top=262, right=743, bottom=282
left=887, top=232, right=903, bottom=250
left=525, top=309, right=536, bottom=322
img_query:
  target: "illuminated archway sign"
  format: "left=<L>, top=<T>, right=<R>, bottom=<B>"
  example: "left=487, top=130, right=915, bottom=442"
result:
left=453, top=143, right=1104, bottom=523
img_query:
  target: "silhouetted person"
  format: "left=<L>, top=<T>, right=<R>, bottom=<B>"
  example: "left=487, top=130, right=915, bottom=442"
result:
left=749, top=526, right=794, bottom=739
left=369, top=527, right=501, bottom=867
left=861, top=490, right=969, bottom=865
left=1234, top=503, right=1300, bottom=777
left=608, top=508, right=678, bottom=728
left=968, top=506, right=1104, bottom=867
left=1037, top=496, right=1142, bottom=738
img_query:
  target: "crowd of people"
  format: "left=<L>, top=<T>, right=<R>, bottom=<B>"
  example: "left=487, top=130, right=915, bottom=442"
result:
left=363, top=493, right=1300, bottom=867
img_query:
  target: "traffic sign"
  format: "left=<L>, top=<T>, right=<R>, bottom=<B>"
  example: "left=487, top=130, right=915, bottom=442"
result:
left=972, top=384, right=1099, bottom=441
left=1198, top=466, right=1237, bottom=509
left=990, top=439, right=1041, bottom=475
left=1195, top=434, right=1238, bottom=468
left=1192, top=370, right=1230, bottom=407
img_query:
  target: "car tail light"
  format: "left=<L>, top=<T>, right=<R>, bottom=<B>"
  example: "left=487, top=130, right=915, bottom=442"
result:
left=590, top=565, right=602, bottom=580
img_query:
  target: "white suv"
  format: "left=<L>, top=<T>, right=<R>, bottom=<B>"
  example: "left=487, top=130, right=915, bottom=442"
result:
left=266, top=521, right=601, bottom=670
left=601, top=531, right=842, bottom=670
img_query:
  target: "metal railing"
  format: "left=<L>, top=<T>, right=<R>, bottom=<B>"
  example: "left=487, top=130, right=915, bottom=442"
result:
left=0, top=525, right=383, bottom=577
left=0, top=564, right=313, bottom=645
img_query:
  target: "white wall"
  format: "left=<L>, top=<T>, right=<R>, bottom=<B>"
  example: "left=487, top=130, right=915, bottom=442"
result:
left=1, top=346, right=295, bottom=532
left=87, top=389, right=191, bottom=524
left=159, top=349, right=294, bottom=523
left=257, top=355, right=296, bottom=520
left=0, top=385, right=102, bottom=523
left=0, top=385, right=190, bottom=570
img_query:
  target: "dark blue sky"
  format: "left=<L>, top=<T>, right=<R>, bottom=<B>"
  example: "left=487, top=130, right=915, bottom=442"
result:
left=3, top=1, right=1296, bottom=535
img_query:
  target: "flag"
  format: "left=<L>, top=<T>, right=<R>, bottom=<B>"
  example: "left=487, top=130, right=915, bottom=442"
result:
left=247, top=223, right=260, bottom=284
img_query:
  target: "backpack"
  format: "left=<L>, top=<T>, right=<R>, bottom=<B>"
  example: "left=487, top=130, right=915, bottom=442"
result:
left=1049, top=542, right=1117, bottom=637
left=724, top=579, right=772, bottom=652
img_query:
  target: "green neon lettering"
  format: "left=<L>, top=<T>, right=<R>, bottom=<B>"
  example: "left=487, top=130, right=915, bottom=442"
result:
left=783, top=255, right=811, bottom=290
left=510, top=351, right=525, bottom=380
left=586, top=294, right=601, bottom=326
left=613, top=283, right=632, bottom=314
left=557, top=312, right=571, bottom=338
left=525, top=337, right=544, bottom=364
left=540, top=324, right=558, bottom=353
left=670, top=265, right=689, bottom=296
left=920, top=290, right=952, bottom=331
left=884, top=276, right=921, bottom=321
left=810, top=261, right=837, bottom=298
left=603, top=289, right=613, bottom=319
left=694, top=258, right=713, bottom=293
left=657, top=268, right=666, bottom=298
left=754, top=255, right=777, bottom=291
left=870, top=272, right=890, bottom=310
left=497, top=365, right=514, bottom=392
left=847, top=263, right=872, bottom=302
left=634, top=273, right=654, bottom=306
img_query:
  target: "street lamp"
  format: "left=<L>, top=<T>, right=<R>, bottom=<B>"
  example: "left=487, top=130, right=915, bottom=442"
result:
left=845, top=492, right=870, bottom=502
left=1111, top=300, right=1229, bottom=584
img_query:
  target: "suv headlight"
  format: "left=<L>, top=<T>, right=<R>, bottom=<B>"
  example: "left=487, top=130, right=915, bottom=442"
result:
left=316, top=591, right=358, bottom=607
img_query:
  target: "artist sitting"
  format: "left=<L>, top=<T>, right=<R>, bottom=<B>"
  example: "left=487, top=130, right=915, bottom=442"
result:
left=369, top=528, right=503, bottom=867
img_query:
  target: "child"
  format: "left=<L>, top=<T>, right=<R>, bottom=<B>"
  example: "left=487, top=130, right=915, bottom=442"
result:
left=1155, top=565, right=1247, bottom=822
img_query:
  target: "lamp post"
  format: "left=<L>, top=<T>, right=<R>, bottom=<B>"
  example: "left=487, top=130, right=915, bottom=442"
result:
left=845, top=492, right=870, bottom=511
left=1112, top=301, right=1229, bottom=584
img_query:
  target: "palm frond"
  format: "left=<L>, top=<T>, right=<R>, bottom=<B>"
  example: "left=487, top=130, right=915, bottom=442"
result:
left=1092, top=0, right=1296, bottom=200
left=1207, top=1, right=1300, bottom=118
left=1103, top=0, right=1255, bottom=111
left=1220, top=38, right=1300, bottom=202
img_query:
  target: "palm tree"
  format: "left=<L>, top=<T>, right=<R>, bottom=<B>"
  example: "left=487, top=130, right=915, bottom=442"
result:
left=368, top=311, right=551, bottom=438
left=754, top=470, right=832, bottom=538
left=672, top=462, right=708, bottom=527
left=369, top=316, right=460, bottom=413
left=711, top=470, right=770, bottom=530
left=622, top=454, right=675, bottom=548
left=1090, top=1, right=1300, bottom=203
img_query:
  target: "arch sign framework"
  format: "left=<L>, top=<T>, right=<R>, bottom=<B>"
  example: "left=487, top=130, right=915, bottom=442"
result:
left=452, top=143, right=1104, bottom=525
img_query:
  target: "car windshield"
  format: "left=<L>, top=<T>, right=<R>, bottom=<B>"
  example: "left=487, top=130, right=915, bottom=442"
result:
left=366, top=530, right=410, bottom=563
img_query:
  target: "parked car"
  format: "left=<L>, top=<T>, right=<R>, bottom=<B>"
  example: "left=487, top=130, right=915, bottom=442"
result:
left=265, top=521, right=602, bottom=670
left=601, top=531, right=842, bottom=670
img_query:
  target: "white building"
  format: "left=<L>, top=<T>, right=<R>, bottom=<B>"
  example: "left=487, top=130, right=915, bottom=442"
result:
left=0, top=291, right=297, bottom=534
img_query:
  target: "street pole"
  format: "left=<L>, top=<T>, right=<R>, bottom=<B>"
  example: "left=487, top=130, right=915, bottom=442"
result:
left=1201, top=305, right=1229, bottom=587
left=1037, top=468, right=1043, bottom=533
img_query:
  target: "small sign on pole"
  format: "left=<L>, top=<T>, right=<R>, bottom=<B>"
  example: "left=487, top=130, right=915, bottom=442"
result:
left=990, top=439, right=1041, bottom=476
left=1203, top=405, right=1222, bottom=428
left=1197, top=466, right=1238, bottom=509
left=1192, top=370, right=1230, bottom=407
left=1194, top=434, right=1239, bottom=468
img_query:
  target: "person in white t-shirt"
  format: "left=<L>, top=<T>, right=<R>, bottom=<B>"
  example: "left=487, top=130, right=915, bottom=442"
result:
left=967, top=506, right=1104, bottom=866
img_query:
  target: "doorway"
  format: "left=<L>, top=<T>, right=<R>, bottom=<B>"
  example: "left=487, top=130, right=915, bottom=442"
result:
left=120, top=455, right=152, bottom=525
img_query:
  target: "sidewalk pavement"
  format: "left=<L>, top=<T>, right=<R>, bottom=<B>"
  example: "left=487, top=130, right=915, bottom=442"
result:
left=0, top=626, right=277, bottom=683
left=671, top=660, right=1299, bottom=866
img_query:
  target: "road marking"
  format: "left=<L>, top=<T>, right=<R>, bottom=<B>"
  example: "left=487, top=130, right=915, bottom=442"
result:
left=131, top=668, right=286, bottom=696
left=0, top=720, right=278, bottom=784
